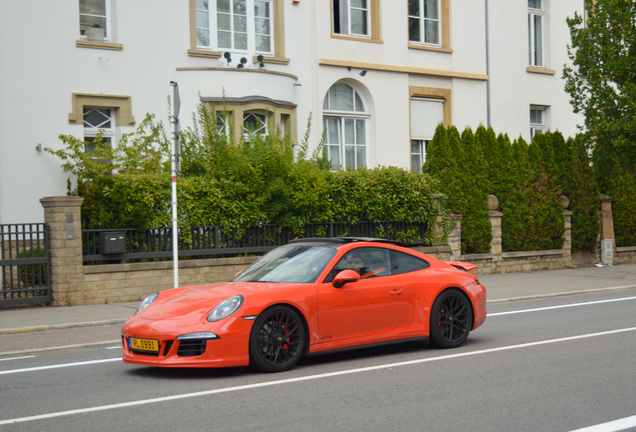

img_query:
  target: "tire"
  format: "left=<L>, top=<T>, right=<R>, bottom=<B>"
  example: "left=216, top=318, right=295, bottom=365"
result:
left=249, top=305, right=306, bottom=373
left=430, top=288, right=473, bottom=348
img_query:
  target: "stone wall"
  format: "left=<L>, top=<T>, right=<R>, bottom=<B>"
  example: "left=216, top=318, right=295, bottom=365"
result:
left=615, top=247, right=636, bottom=265
left=40, top=197, right=259, bottom=306
left=39, top=193, right=636, bottom=306
left=81, top=256, right=259, bottom=305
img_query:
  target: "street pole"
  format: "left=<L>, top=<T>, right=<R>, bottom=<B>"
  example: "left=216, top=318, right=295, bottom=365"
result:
left=170, top=81, right=181, bottom=288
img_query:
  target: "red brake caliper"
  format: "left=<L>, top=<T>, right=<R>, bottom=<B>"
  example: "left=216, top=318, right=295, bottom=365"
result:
left=282, top=321, right=290, bottom=352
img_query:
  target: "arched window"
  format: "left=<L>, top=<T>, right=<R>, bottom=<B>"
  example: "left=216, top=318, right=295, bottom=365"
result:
left=322, top=83, right=369, bottom=170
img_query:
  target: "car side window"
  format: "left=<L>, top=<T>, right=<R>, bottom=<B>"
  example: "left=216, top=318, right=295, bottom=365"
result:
left=324, top=247, right=392, bottom=283
left=391, top=251, right=430, bottom=275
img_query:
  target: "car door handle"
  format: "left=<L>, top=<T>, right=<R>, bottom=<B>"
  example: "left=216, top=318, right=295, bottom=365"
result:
left=389, top=288, right=403, bottom=296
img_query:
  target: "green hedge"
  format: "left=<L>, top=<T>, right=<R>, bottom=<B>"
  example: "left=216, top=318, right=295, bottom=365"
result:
left=48, top=104, right=448, bottom=245
left=426, top=125, right=601, bottom=253
left=424, top=125, right=491, bottom=254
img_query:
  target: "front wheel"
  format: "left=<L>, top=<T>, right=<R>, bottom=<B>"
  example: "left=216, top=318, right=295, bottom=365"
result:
left=430, top=289, right=473, bottom=348
left=249, top=305, right=305, bottom=373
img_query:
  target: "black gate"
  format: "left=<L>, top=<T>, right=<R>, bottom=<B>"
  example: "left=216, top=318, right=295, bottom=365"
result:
left=0, top=224, right=50, bottom=307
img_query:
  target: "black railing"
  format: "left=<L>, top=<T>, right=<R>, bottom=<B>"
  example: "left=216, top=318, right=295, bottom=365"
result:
left=1, top=223, right=50, bottom=306
left=82, top=221, right=429, bottom=264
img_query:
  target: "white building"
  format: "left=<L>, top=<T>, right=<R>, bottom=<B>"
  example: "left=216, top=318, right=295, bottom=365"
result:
left=0, top=0, right=584, bottom=224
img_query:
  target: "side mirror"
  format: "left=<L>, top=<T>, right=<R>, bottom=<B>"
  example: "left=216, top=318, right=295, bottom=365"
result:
left=332, top=269, right=360, bottom=288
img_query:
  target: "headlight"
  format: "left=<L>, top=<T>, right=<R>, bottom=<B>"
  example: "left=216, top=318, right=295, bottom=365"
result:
left=207, top=295, right=244, bottom=322
left=135, top=293, right=159, bottom=315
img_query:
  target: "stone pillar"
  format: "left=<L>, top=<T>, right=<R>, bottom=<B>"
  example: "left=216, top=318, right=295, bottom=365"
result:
left=448, top=215, right=462, bottom=261
left=560, top=195, right=573, bottom=267
left=40, top=196, right=84, bottom=306
left=488, top=194, right=502, bottom=273
left=600, top=194, right=615, bottom=247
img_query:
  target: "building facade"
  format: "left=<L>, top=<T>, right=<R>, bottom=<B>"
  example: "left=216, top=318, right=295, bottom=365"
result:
left=0, top=0, right=585, bottom=224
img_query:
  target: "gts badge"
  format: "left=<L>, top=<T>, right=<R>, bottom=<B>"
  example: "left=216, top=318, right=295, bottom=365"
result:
left=321, top=335, right=332, bottom=340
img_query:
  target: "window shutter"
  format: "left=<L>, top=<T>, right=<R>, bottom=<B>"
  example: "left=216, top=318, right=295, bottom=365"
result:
left=410, top=98, right=444, bottom=140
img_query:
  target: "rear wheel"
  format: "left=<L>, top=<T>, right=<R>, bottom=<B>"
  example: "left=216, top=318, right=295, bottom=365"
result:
left=430, top=289, right=472, bottom=348
left=249, top=305, right=305, bottom=373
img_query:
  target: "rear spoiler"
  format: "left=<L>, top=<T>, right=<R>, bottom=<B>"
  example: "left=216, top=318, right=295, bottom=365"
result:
left=446, top=261, right=476, bottom=273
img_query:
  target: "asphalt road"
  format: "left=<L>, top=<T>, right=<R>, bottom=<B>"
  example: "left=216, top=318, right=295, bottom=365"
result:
left=2, top=289, right=636, bottom=432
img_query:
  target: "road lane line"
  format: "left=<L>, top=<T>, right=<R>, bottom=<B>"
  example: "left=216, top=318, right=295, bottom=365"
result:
left=489, top=296, right=636, bottom=316
left=105, top=346, right=121, bottom=350
left=1, top=326, right=636, bottom=426
left=569, top=414, right=636, bottom=432
left=0, top=356, right=35, bottom=362
left=0, top=358, right=120, bottom=375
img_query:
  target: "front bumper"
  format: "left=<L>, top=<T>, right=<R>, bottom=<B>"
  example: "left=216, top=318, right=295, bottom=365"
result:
left=121, top=315, right=254, bottom=368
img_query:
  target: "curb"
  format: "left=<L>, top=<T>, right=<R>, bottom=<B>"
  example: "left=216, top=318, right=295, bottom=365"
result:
left=0, top=319, right=127, bottom=335
left=0, top=340, right=121, bottom=358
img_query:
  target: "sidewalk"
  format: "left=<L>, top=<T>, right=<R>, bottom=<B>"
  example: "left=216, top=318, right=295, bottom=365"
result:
left=1, top=263, right=635, bottom=356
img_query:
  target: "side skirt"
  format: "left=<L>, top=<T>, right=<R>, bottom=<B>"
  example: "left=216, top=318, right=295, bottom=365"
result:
left=306, top=336, right=429, bottom=357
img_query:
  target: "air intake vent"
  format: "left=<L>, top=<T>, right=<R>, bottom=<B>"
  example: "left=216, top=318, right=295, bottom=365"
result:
left=131, top=348, right=160, bottom=357
left=163, top=340, right=174, bottom=356
left=177, top=339, right=207, bottom=357
left=451, top=265, right=468, bottom=272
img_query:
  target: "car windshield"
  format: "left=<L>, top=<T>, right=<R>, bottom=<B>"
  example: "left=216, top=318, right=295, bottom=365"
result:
left=233, top=244, right=337, bottom=283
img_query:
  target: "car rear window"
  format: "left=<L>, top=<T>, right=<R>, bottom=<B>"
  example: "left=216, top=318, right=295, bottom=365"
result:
left=392, top=251, right=430, bottom=274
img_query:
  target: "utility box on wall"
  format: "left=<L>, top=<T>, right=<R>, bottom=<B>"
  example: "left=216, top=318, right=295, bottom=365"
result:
left=99, top=231, right=126, bottom=255
left=601, top=239, right=614, bottom=265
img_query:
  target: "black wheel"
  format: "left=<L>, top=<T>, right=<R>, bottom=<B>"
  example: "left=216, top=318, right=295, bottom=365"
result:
left=430, top=289, right=473, bottom=348
left=249, top=305, right=305, bottom=373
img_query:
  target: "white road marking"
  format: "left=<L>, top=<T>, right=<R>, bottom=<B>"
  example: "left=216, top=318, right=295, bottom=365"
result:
left=489, top=296, right=636, bottom=316
left=0, top=358, right=120, bottom=376
left=569, top=414, right=636, bottom=432
left=105, top=346, right=121, bottom=350
left=0, top=356, right=35, bottom=362
left=1, top=326, right=635, bottom=426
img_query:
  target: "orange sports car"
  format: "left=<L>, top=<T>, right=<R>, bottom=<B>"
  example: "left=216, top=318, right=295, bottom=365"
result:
left=122, top=238, right=487, bottom=372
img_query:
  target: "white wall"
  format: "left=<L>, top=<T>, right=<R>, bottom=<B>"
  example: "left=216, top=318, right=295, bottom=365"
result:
left=0, top=0, right=584, bottom=225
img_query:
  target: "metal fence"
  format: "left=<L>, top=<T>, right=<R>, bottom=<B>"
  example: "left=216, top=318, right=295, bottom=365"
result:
left=0, top=224, right=50, bottom=307
left=82, top=221, right=430, bottom=264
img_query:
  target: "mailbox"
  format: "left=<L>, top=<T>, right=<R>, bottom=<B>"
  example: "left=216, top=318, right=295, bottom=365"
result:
left=99, top=231, right=126, bottom=254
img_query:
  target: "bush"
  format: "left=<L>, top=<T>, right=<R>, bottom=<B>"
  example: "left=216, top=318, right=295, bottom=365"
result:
left=604, top=161, right=636, bottom=247
left=424, top=125, right=491, bottom=254
left=48, top=101, right=449, bottom=246
left=551, top=133, right=600, bottom=252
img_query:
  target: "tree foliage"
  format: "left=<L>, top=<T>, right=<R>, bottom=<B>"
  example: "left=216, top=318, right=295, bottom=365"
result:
left=564, top=0, right=636, bottom=246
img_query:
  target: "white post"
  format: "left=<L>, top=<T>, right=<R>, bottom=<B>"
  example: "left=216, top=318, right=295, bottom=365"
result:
left=170, top=82, right=180, bottom=288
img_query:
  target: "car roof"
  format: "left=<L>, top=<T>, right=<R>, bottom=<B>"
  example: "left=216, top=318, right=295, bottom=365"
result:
left=287, top=237, right=408, bottom=248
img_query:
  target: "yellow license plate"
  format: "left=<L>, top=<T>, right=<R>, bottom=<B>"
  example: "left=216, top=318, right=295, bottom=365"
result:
left=131, top=338, right=159, bottom=352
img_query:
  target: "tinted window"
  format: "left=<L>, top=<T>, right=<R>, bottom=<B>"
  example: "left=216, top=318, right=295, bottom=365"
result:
left=324, top=247, right=392, bottom=283
left=392, top=251, right=430, bottom=274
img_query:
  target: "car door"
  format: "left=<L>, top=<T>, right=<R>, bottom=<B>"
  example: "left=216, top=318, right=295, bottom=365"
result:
left=317, top=247, right=406, bottom=342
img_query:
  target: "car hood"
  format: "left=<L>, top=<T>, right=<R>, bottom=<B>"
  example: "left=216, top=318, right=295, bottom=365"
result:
left=138, top=281, right=296, bottom=321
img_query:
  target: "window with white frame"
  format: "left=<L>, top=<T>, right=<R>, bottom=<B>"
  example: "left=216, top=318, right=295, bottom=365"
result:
left=196, top=0, right=273, bottom=55
left=83, top=107, right=114, bottom=169
left=243, top=110, right=268, bottom=141
left=409, top=0, right=441, bottom=46
left=528, top=0, right=544, bottom=67
left=332, top=0, right=369, bottom=37
left=410, top=97, right=443, bottom=173
left=530, top=106, right=546, bottom=139
left=323, top=83, right=368, bottom=170
left=79, top=0, right=110, bottom=40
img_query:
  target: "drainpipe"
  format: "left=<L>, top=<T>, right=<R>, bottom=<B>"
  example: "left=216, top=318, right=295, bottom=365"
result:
left=485, top=0, right=491, bottom=128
